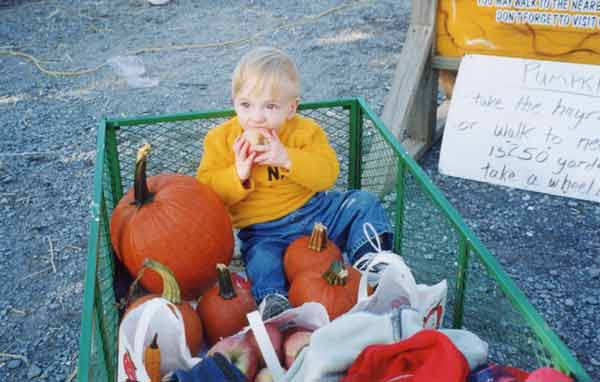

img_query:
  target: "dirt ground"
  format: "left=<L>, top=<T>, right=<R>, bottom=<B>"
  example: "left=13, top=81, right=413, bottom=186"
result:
left=0, top=0, right=598, bottom=381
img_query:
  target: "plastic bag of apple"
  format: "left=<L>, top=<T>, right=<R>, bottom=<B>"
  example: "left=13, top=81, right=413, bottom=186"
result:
left=203, top=272, right=446, bottom=382
left=122, top=257, right=447, bottom=382
left=207, top=302, right=330, bottom=382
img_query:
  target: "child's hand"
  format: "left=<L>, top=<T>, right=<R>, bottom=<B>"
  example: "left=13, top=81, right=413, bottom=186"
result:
left=233, top=136, right=256, bottom=182
left=253, top=129, right=291, bottom=170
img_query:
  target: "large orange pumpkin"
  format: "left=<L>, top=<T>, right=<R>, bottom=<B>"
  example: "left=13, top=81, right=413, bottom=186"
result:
left=289, top=260, right=361, bottom=320
left=284, top=222, right=341, bottom=283
left=196, top=264, right=257, bottom=346
left=110, top=144, right=234, bottom=300
left=127, top=259, right=204, bottom=356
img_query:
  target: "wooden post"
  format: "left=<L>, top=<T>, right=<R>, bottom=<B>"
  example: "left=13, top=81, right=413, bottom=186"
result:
left=370, top=0, right=438, bottom=197
left=411, top=0, right=437, bottom=25
left=380, top=0, right=439, bottom=160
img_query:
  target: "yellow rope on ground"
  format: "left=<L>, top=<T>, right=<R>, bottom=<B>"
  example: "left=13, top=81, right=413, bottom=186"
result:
left=0, top=0, right=374, bottom=78
left=0, top=50, right=108, bottom=77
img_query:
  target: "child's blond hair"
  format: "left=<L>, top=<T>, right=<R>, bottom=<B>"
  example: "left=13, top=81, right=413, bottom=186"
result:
left=232, top=47, right=300, bottom=100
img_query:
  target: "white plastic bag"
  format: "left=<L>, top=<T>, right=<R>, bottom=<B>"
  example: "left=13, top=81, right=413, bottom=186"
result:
left=107, top=55, right=159, bottom=88
left=117, top=298, right=202, bottom=382
left=350, top=254, right=448, bottom=329
left=248, top=306, right=426, bottom=382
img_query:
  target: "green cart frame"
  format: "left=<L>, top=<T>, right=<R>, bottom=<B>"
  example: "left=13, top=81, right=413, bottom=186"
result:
left=77, top=98, right=591, bottom=382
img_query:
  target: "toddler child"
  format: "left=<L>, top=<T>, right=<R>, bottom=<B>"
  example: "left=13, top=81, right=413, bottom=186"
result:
left=197, top=47, right=399, bottom=319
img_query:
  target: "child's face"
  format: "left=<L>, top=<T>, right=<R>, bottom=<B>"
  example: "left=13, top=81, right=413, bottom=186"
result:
left=233, top=79, right=298, bottom=132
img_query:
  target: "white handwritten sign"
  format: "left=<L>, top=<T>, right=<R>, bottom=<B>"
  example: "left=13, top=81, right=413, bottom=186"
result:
left=439, top=54, right=600, bottom=203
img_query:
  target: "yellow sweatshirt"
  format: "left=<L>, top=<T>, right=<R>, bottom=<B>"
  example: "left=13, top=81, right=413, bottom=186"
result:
left=196, top=115, right=340, bottom=228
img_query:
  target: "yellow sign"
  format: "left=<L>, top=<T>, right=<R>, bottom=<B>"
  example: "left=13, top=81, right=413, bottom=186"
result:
left=436, top=0, right=600, bottom=65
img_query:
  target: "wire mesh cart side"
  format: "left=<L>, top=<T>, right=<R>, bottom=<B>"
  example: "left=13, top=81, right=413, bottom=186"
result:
left=77, top=98, right=590, bottom=382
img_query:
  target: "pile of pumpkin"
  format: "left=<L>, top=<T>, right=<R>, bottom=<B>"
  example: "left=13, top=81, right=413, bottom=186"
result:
left=111, top=145, right=363, bottom=381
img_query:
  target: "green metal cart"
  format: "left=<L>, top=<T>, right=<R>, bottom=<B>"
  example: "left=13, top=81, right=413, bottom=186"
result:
left=77, top=98, right=591, bottom=382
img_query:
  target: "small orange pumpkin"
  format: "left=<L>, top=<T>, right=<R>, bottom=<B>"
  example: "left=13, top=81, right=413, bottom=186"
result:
left=127, top=259, right=204, bottom=356
left=289, top=259, right=361, bottom=320
left=196, top=264, right=257, bottom=346
left=284, top=223, right=342, bottom=283
left=110, top=144, right=234, bottom=300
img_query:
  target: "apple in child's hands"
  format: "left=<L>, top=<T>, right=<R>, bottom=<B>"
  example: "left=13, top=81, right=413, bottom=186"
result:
left=283, top=330, right=312, bottom=369
left=248, top=322, right=283, bottom=365
left=254, top=367, right=274, bottom=382
left=244, top=129, right=267, bottom=147
left=208, top=335, right=259, bottom=380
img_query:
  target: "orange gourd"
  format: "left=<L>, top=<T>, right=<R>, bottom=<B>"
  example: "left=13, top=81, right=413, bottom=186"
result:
left=197, top=264, right=257, bottom=345
left=110, top=144, right=234, bottom=300
left=289, top=259, right=361, bottom=320
left=144, top=333, right=161, bottom=382
left=284, top=223, right=341, bottom=283
left=128, top=259, right=204, bottom=356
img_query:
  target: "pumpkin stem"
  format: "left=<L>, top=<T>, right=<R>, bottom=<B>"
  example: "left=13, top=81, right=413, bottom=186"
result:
left=143, top=259, right=181, bottom=304
left=308, top=223, right=328, bottom=252
left=133, top=144, right=155, bottom=207
left=216, top=263, right=237, bottom=300
left=322, top=260, right=348, bottom=286
left=126, top=267, right=146, bottom=307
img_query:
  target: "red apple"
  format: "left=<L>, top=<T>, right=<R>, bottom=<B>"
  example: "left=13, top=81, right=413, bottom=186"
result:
left=283, top=330, right=312, bottom=369
left=244, top=129, right=267, bottom=146
left=526, top=368, right=573, bottom=382
left=281, top=326, right=307, bottom=338
left=231, top=272, right=252, bottom=290
left=248, top=323, right=283, bottom=366
left=254, top=367, right=274, bottom=382
left=209, top=335, right=259, bottom=380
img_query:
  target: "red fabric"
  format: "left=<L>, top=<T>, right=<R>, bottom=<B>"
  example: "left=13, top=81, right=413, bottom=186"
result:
left=343, top=329, right=470, bottom=382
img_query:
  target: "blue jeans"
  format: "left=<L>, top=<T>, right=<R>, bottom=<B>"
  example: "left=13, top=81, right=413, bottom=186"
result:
left=238, top=190, right=393, bottom=302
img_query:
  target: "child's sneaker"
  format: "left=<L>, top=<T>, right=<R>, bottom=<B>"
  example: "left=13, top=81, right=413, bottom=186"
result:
left=352, top=223, right=407, bottom=288
left=258, top=293, right=290, bottom=320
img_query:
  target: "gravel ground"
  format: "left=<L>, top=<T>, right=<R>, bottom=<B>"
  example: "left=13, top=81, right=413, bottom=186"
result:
left=0, top=0, right=598, bottom=381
